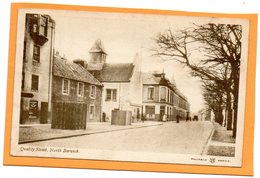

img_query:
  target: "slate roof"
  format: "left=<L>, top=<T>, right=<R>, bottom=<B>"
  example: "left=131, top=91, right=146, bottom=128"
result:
left=53, top=57, right=102, bottom=86
left=87, top=63, right=105, bottom=71
left=142, top=72, right=187, bottom=101
left=142, top=73, right=161, bottom=85
left=96, top=63, right=134, bottom=82
left=174, top=88, right=188, bottom=101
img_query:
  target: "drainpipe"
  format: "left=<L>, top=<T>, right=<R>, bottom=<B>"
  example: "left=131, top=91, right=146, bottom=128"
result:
left=47, top=20, right=55, bottom=124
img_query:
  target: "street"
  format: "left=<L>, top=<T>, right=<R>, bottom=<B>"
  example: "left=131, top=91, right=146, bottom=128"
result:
left=25, top=121, right=213, bottom=155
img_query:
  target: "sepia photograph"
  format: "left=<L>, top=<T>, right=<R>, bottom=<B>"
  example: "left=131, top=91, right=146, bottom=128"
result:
left=7, top=4, right=252, bottom=169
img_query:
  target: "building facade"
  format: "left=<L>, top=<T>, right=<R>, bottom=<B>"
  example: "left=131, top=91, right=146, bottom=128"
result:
left=142, top=72, right=190, bottom=121
left=20, top=14, right=55, bottom=124
left=52, top=55, right=103, bottom=126
left=87, top=39, right=143, bottom=122
left=172, top=88, right=190, bottom=120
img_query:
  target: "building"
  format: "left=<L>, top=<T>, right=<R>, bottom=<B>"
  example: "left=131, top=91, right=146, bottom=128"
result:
left=87, top=39, right=143, bottom=122
left=198, top=108, right=214, bottom=122
left=51, top=55, right=103, bottom=129
left=20, top=14, right=55, bottom=124
left=172, top=87, right=190, bottom=120
left=142, top=72, right=190, bottom=121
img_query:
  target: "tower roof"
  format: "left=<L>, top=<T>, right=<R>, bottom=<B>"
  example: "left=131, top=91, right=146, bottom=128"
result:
left=89, top=39, right=107, bottom=54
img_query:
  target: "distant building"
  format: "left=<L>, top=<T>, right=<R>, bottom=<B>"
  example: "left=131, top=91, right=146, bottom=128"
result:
left=142, top=72, right=190, bottom=121
left=52, top=55, right=103, bottom=126
left=87, top=39, right=143, bottom=122
left=20, top=14, right=55, bottom=124
left=198, top=108, right=214, bottom=121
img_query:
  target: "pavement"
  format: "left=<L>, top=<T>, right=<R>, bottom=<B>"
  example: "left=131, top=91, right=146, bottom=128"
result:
left=19, top=121, right=163, bottom=144
left=202, top=123, right=236, bottom=157
left=22, top=121, right=214, bottom=156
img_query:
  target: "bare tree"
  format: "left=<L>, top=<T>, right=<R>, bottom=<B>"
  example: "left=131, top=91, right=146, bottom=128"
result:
left=192, top=24, right=241, bottom=137
left=153, top=23, right=242, bottom=138
left=201, top=80, right=225, bottom=125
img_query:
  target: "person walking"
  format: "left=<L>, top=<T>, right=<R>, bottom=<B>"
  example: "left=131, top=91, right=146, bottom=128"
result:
left=176, top=114, right=180, bottom=123
left=141, top=114, right=145, bottom=123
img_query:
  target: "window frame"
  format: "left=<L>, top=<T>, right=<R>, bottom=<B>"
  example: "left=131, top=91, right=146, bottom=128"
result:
left=32, top=44, right=40, bottom=62
left=31, top=74, right=39, bottom=92
left=77, top=82, right=84, bottom=97
left=39, top=15, right=48, bottom=37
left=23, top=41, right=26, bottom=61
left=90, top=85, right=96, bottom=99
left=89, top=104, right=95, bottom=120
left=160, top=86, right=167, bottom=102
left=147, top=86, right=155, bottom=100
left=106, top=89, right=117, bottom=102
left=62, top=78, right=70, bottom=95
left=22, top=72, right=25, bottom=89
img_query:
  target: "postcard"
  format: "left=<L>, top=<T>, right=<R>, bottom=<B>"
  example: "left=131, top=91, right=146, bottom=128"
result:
left=3, top=3, right=257, bottom=176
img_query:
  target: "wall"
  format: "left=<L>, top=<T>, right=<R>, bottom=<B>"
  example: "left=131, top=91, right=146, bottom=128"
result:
left=142, top=85, right=159, bottom=102
left=20, top=15, right=55, bottom=124
left=129, top=54, right=143, bottom=107
left=52, top=76, right=102, bottom=122
left=101, top=82, right=131, bottom=121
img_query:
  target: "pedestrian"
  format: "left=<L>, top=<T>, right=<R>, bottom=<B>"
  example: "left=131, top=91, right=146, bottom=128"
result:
left=141, top=114, right=145, bottom=123
left=102, top=112, right=106, bottom=122
left=163, top=114, right=166, bottom=122
left=176, top=114, right=180, bottom=123
left=137, top=109, right=140, bottom=121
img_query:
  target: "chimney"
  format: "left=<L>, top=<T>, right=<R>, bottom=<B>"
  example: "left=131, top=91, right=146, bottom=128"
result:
left=161, top=73, right=166, bottom=78
left=73, top=59, right=87, bottom=68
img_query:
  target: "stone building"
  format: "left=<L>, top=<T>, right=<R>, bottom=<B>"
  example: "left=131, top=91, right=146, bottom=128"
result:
left=50, top=55, right=103, bottom=129
left=20, top=14, right=55, bottom=124
left=87, top=39, right=143, bottom=122
left=142, top=72, right=190, bottom=121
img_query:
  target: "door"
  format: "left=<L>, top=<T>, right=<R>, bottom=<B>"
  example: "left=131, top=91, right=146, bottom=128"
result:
left=40, top=102, right=49, bottom=124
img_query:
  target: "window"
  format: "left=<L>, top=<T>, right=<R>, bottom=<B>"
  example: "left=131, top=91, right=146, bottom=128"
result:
left=167, top=89, right=170, bottom=102
left=90, top=85, right=96, bottom=98
left=32, top=23, right=38, bottom=33
left=145, top=106, right=155, bottom=119
left=22, top=72, right=25, bottom=89
left=160, top=87, right=166, bottom=102
left=23, top=41, right=26, bottom=61
left=160, top=106, right=165, bottom=117
left=77, top=82, right=84, bottom=97
left=147, top=87, right=154, bottom=100
left=106, top=89, right=117, bottom=101
left=62, top=79, right=70, bottom=95
left=33, top=45, right=40, bottom=62
left=89, top=105, right=95, bottom=120
left=31, top=75, right=39, bottom=92
left=39, top=16, right=48, bottom=37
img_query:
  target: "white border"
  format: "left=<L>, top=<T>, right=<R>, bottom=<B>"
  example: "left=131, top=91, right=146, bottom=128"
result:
left=0, top=1, right=259, bottom=178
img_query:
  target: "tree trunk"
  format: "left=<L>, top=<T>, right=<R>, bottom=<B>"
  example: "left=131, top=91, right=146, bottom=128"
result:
left=232, top=65, right=240, bottom=138
left=226, top=91, right=233, bottom=130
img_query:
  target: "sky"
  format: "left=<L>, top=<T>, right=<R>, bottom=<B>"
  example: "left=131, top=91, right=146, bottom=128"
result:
left=32, top=9, right=246, bottom=113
